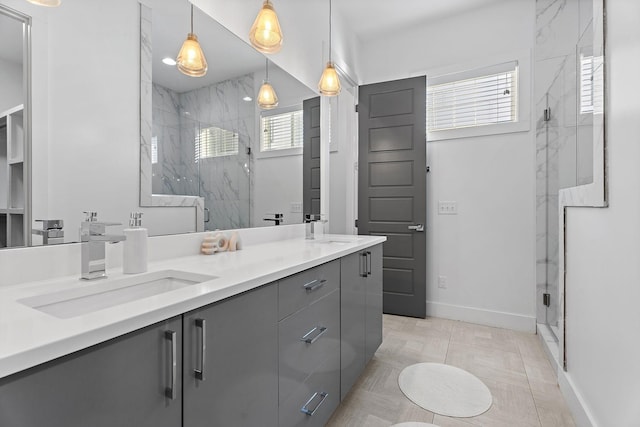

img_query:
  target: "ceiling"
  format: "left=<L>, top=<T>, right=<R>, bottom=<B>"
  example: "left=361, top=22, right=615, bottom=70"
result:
left=334, top=0, right=506, bottom=41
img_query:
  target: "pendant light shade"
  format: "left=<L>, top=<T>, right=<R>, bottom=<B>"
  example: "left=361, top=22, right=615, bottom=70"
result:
left=249, top=0, right=283, bottom=54
left=258, top=59, right=279, bottom=109
left=318, top=62, right=341, bottom=96
left=176, top=4, right=208, bottom=77
left=318, top=0, right=340, bottom=96
left=26, top=0, right=61, bottom=6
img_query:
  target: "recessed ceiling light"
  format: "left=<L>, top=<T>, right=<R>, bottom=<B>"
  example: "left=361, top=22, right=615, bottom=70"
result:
left=162, top=57, right=177, bottom=66
left=243, top=96, right=253, bottom=102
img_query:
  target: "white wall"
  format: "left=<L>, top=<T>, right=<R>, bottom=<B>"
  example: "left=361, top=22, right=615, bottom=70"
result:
left=2, top=0, right=197, bottom=243
left=0, top=58, right=22, bottom=113
left=252, top=65, right=315, bottom=227
left=358, top=0, right=537, bottom=330
left=563, top=1, right=640, bottom=425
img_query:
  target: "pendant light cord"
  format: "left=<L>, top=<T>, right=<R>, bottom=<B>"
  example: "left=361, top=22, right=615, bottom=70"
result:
left=190, top=3, right=194, bottom=33
left=328, top=0, right=332, bottom=63
left=265, top=58, right=269, bottom=81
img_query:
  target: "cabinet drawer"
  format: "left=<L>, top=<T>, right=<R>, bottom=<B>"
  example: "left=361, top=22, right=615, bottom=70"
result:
left=279, top=289, right=339, bottom=403
left=279, top=350, right=340, bottom=427
left=278, top=260, right=339, bottom=320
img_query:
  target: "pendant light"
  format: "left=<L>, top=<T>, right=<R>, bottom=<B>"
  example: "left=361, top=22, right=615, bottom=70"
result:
left=318, top=0, right=341, bottom=96
left=176, top=3, right=208, bottom=77
left=249, top=0, right=283, bottom=54
left=258, top=59, right=279, bottom=109
left=26, top=0, right=61, bottom=6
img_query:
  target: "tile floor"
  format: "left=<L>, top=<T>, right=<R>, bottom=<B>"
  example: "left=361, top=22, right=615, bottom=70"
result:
left=326, top=315, right=575, bottom=427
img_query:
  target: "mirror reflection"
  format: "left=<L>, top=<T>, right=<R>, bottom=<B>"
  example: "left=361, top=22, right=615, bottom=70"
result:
left=0, top=5, right=29, bottom=249
left=147, top=0, right=315, bottom=230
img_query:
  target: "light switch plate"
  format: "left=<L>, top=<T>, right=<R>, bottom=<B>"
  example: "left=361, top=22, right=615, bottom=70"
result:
left=438, top=201, right=458, bottom=215
left=290, top=202, right=303, bottom=213
left=438, top=275, right=447, bottom=289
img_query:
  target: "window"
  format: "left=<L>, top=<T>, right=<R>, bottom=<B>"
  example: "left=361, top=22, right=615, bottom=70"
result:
left=151, top=136, right=158, bottom=164
left=195, top=126, right=239, bottom=161
left=580, top=55, right=604, bottom=115
left=260, top=109, right=303, bottom=152
left=427, top=61, right=518, bottom=132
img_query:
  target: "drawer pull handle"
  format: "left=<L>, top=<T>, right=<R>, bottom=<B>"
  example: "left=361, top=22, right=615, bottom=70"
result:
left=194, top=318, right=206, bottom=381
left=165, top=330, right=177, bottom=400
left=303, top=279, right=326, bottom=292
left=361, top=253, right=367, bottom=277
left=367, top=251, right=372, bottom=276
left=300, top=391, right=329, bottom=416
left=300, top=326, right=327, bottom=344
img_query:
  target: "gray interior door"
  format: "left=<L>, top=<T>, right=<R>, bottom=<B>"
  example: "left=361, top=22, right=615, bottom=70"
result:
left=358, top=76, right=427, bottom=318
left=303, top=96, right=321, bottom=216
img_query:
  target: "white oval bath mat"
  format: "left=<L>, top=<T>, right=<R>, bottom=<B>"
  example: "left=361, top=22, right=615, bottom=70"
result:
left=398, top=363, right=492, bottom=417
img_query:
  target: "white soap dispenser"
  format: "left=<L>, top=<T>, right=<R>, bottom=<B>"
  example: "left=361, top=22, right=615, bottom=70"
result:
left=123, top=212, right=148, bottom=274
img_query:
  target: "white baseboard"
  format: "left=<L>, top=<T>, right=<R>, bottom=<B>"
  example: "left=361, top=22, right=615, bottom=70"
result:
left=537, top=325, right=598, bottom=427
left=426, top=301, right=536, bottom=332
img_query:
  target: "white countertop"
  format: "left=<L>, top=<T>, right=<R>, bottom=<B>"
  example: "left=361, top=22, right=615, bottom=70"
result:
left=0, top=234, right=385, bottom=379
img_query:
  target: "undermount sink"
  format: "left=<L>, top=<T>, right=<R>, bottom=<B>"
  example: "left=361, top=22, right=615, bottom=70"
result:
left=19, top=270, right=217, bottom=319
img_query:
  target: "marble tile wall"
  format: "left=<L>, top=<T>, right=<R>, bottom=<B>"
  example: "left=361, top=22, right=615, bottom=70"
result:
left=152, top=74, right=255, bottom=231
left=535, top=0, right=593, bottom=328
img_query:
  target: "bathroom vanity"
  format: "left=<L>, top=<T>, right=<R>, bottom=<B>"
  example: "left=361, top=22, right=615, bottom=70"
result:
left=0, top=233, right=384, bottom=427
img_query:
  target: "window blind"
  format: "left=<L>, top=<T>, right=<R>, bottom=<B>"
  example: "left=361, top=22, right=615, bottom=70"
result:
left=427, top=62, right=518, bottom=132
left=151, top=136, right=158, bottom=164
left=580, top=55, right=604, bottom=115
left=195, top=126, right=239, bottom=161
left=260, top=110, right=303, bottom=152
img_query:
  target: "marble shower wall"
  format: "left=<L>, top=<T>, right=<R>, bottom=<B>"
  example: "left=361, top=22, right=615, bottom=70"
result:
left=152, top=74, right=255, bottom=231
left=535, top=0, right=593, bottom=327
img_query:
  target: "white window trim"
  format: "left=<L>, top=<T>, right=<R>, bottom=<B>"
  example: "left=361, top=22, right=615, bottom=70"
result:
left=256, top=104, right=304, bottom=160
left=419, top=49, right=531, bottom=142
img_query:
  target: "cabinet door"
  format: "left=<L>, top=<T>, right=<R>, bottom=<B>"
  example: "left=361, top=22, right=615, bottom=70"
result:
left=0, top=317, right=182, bottom=427
left=183, top=284, right=278, bottom=427
left=340, top=251, right=366, bottom=400
left=365, top=244, right=384, bottom=362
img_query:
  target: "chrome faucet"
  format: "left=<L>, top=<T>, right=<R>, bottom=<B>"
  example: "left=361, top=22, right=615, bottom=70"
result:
left=80, top=212, right=126, bottom=280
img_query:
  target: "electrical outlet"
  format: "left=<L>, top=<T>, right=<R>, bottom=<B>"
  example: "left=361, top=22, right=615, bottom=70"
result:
left=438, top=201, right=458, bottom=215
left=438, top=275, right=447, bottom=289
left=290, top=202, right=302, bottom=213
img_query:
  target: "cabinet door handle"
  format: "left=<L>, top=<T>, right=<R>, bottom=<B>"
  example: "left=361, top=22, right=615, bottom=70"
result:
left=303, top=279, right=326, bottom=292
left=300, top=391, right=329, bottom=416
left=367, top=251, right=372, bottom=276
left=194, top=318, right=206, bottom=381
left=165, top=330, right=177, bottom=400
left=361, top=253, right=367, bottom=277
left=300, top=326, right=327, bottom=344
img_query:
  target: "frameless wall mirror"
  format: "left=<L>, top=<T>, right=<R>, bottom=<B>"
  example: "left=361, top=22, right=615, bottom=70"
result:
left=0, top=4, right=31, bottom=249
left=140, top=0, right=316, bottom=231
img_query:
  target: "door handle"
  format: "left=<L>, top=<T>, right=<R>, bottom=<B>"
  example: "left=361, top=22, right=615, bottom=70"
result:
left=408, top=224, right=424, bottom=232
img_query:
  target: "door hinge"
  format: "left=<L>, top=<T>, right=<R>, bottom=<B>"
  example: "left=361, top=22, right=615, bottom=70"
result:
left=355, top=104, right=359, bottom=113
left=426, top=165, right=430, bottom=173
left=543, top=293, right=551, bottom=307
left=355, top=219, right=359, bottom=228
left=246, top=147, right=252, bottom=155
left=543, top=108, right=551, bottom=122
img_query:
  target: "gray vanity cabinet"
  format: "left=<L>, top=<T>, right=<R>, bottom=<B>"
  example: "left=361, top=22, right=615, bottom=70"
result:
left=340, top=243, right=383, bottom=400
left=277, top=260, right=341, bottom=427
left=182, top=283, right=278, bottom=427
left=365, top=244, right=383, bottom=362
left=0, top=316, right=183, bottom=427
